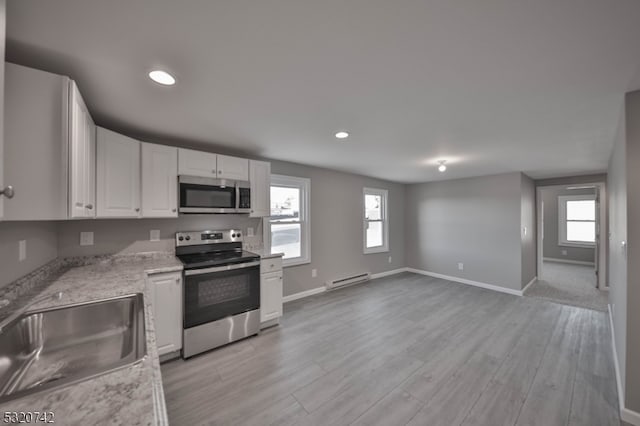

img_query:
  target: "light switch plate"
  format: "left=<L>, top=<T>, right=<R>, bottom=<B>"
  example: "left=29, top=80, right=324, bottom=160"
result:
left=19, top=240, right=26, bottom=262
left=150, top=230, right=161, bottom=242
left=458, top=262, right=464, bottom=271
left=80, top=232, right=94, bottom=246
left=247, top=227, right=254, bottom=237
left=312, top=269, right=317, bottom=278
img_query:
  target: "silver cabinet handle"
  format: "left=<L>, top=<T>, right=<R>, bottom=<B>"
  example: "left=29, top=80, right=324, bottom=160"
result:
left=86, top=204, right=93, bottom=210
left=0, top=186, right=14, bottom=199
left=135, top=208, right=140, bottom=212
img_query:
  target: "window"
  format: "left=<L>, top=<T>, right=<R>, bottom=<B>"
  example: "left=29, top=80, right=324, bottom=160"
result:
left=363, top=187, right=389, bottom=254
left=558, top=195, right=596, bottom=247
left=268, top=175, right=310, bottom=266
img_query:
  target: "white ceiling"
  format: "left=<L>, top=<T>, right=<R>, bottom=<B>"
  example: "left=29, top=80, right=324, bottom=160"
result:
left=7, top=0, right=640, bottom=183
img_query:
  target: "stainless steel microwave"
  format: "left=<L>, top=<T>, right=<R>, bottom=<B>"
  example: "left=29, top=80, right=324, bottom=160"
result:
left=178, top=175, right=251, bottom=214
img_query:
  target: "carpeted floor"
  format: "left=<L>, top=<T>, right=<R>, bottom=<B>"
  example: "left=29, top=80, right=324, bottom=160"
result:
left=525, top=261, right=608, bottom=311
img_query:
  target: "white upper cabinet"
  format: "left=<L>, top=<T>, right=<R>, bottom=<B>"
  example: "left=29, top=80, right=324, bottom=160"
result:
left=178, top=149, right=249, bottom=181
left=96, top=127, right=141, bottom=218
left=217, top=154, right=249, bottom=181
left=249, top=160, right=271, bottom=217
left=178, top=148, right=217, bottom=178
left=4, top=63, right=97, bottom=221
left=68, top=81, right=96, bottom=219
left=0, top=2, right=5, bottom=220
left=142, top=143, right=178, bottom=218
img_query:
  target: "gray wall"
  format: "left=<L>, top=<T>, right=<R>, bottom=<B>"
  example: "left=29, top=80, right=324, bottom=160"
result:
left=535, top=173, right=607, bottom=187
left=0, top=221, right=57, bottom=288
left=270, top=160, right=405, bottom=296
left=520, top=174, right=537, bottom=286
left=404, top=172, right=523, bottom=291
left=608, top=100, right=627, bottom=398
left=540, top=186, right=596, bottom=263
left=625, top=90, right=640, bottom=412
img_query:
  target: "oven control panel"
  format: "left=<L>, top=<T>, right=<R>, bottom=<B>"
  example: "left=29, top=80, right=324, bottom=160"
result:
left=176, top=229, right=243, bottom=246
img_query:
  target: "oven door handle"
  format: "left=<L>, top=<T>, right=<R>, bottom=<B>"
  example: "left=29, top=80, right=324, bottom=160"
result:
left=185, top=261, right=261, bottom=276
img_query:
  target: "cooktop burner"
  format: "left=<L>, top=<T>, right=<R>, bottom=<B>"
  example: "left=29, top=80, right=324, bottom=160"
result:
left=175, top=229, right=260, bottom=270
left=177, top=250, right=260, bottom=270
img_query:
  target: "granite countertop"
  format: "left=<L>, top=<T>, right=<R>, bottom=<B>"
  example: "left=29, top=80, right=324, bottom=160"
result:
left=247, top=248, right=285, bottom=259
left=0, top=253, right=183, bottom=425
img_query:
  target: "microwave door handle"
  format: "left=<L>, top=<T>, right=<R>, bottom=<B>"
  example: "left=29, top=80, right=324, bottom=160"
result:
left=235, top=182, right=240, bottom=211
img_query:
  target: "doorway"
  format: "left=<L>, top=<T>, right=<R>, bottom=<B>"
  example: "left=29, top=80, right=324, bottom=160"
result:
left=527, top=182, right=608, bottom=311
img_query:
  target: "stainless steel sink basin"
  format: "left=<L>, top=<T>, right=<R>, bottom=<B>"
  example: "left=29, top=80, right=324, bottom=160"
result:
left=0, top=293, right=146, bottom=403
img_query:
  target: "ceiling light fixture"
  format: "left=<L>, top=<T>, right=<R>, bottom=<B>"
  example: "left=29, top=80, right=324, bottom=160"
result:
left=148, top=70, right=176, bottom=86
left=335, top=131, right=349, bottom=139
left=437, top=160, right=447, bottom=172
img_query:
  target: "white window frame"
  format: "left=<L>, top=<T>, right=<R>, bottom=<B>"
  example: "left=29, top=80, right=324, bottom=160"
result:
left=266, top=174, right=311, bottom=267
left=558, top=194, right=596, bottom=248
left=363, top=187, right=389, bottom=254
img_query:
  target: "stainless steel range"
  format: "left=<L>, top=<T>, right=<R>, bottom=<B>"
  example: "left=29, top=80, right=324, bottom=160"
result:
left=176, top=229, right=261, bottom=358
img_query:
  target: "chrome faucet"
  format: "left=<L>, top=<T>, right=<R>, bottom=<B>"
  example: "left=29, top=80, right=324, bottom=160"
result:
left=0, top=292, right=63, bottom=333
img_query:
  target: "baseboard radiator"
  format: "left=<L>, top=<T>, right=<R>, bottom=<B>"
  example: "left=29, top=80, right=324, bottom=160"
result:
left=326, top=272, right=370, bottom=290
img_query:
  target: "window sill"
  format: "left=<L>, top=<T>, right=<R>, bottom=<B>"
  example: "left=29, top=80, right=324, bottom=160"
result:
left=558, top=242, right=595, bottom=249
left=364, top=247, right=389, bottom=255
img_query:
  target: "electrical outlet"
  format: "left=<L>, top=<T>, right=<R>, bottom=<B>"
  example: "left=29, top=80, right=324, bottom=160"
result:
left=311, top=269, right=317, bottom=278
left=388, top=256, right=392, bottom=264
left=458, top=262, right=464, bottom=271
left=247, top=227, right=254, bottom=237
left=80, top=232, right=94, bottom=246
left=19, top=240, right=26, bottom=262
left=562, top=250, right=567, bottom=256
left=150, top=230, right=161, bottom=242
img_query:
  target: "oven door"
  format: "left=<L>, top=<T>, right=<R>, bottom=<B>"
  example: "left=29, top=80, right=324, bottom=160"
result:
left=183, top=262, right=260, bottom=329
left=179, top=176, right=237, bottom=214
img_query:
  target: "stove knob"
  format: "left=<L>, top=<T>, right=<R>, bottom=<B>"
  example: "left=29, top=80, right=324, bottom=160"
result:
left=231, top=233, right=237, bottom=238
left=237, top=232, right=242, bottom=236
left=185, top=236, right=191, bottom=241
left=178, top=236, right=184, bottom=241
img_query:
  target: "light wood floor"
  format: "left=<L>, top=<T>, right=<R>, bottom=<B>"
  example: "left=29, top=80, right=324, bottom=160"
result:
left=161, top=272, right=620, bottom=426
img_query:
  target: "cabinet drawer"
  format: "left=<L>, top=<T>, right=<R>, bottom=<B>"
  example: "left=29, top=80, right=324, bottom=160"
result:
left=261, top=257, right=283, bottom=274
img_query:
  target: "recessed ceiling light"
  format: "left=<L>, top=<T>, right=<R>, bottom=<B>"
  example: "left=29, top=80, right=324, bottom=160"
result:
left=148, top=70, right=176, bottom=86
left=335, top=131, right=349, bottom=139
left=438, top=160, right=447, bottom=172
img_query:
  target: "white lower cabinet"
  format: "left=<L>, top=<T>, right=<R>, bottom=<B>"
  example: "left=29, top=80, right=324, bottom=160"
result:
left=260, top=258, right=283, bottom=328
left=146, top=271, right=182, bottom=357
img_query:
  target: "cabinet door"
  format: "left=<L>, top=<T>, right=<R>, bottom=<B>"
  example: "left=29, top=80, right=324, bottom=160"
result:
left=260, top=271, right=283, bottom=323
left=142, top=143, right=178, bottom=217
left=0, top=1, right=5, bottom=220
left=147, top=272, right=183, bottom=356
left=84, top=113, right=96, bottom=218
left=217, top=154, right=249, bottom=181
left=97, top=127, right=140, bottom=218
left=68, top=81, right=95, bottom=218
left=178, top=148, right=217, bottom=178
left=249, top=160, right=271, bottom=217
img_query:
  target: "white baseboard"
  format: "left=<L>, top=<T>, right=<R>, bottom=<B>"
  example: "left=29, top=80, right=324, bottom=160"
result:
left=608, top=304, right=640, bottom=425
left=371, top=268, right=408, bottom=279
left=543, top=257, right=595, bottom=266
left=521, top=276, right=537, bottom=294
left=283, top=269, right=407, bottom=304
left=283, top=286, right=326, bottom=303
left=405, top=268, right=524, bottom=296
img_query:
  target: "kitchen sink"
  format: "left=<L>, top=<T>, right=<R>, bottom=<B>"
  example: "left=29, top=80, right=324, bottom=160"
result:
left=0, top=293, right=146, bottom=403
